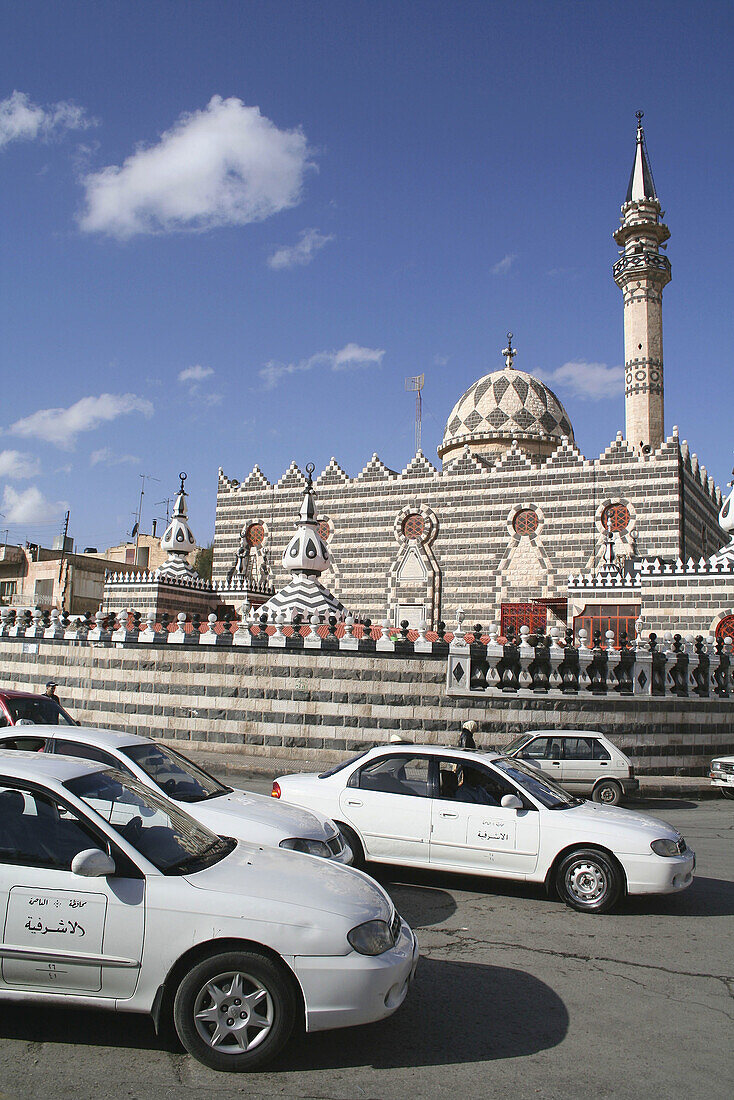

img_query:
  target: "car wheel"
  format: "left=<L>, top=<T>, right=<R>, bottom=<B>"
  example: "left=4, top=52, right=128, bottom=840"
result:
left=555, top=848, right=622, bottom=914
left=591, top=779, right=623, bottom=805
left=173, top=951, right=297, bottom=1072
left=336, top=822, right=366, bottom=869
left=720, top=788, right=734, bottom=800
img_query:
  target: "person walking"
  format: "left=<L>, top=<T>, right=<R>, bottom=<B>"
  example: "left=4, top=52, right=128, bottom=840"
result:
left=459, top=719, right=478, bottom=750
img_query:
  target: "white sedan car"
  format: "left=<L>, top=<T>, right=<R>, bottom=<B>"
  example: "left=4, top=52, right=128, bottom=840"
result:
left=274, top=744, right=695, bottom=914
left=709, top=754, right=734, bottom=799
left=0, top=726, right=351, bottom=864
left=0, top=751, right=418, bottom=1071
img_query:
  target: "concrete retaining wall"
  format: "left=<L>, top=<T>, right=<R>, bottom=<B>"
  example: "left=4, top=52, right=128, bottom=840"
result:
left=1, top=639, right=732, bottom=775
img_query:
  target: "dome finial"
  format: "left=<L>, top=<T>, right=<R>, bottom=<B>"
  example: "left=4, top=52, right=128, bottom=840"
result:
left=636, top=109, right=644, bottom=138
left=502, top=332, right=516, bottom=370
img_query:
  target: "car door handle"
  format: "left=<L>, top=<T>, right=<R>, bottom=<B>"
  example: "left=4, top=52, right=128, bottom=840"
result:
left=346, top=799, right=363, bottom=807
left=551, top=761, right=561, bottom=766
left=599, top=761, right=608, bottom=766
left=440, top=811, right=458, bottom=818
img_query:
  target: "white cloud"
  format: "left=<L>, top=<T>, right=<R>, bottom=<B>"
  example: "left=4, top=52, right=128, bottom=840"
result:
left=79, top=95, right=312, bottom=239
left=89, top=448, right=140, bottom=467
left=0, top=449, right=41, bottom=479
left=260, top=343, right=385, bottom=390
left=267, top=227, right=334, bottom=270
left=178, top=364, right=214, bottom=384
left=0, top=90, right=94, bottom=149
left=491, top=253, right=516, bottom=275
left=9, top=393, right=154, bottom=449
left=178, top=364, right=220, bottom=405
left=1, top=485, right=67, bottom=524
left=541, top=361, right=625, bottom=401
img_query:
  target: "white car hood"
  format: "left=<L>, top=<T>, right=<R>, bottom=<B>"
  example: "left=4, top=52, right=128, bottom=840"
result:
left=182, top=787, right=336, bottom=845
left=186, top=841, right=393, bottom=926
left=559, top=800, right=680, bottom=839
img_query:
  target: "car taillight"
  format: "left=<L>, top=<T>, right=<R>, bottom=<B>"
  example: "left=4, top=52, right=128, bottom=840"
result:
left=271, top=781, right=281, bottom=799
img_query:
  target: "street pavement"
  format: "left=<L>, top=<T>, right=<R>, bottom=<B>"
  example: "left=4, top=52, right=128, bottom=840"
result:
left=0, top=786, right=731, bottom=1100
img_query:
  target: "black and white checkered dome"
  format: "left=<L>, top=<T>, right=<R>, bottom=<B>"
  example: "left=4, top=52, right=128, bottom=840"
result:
left=441, top=367, right=574, bottom=451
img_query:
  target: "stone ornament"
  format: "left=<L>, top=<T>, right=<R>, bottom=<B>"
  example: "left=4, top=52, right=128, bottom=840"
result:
left=158, top=472, right=198, bottom=581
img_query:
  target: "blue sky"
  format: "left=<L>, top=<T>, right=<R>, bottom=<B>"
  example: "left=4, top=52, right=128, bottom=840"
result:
left=1, top=0, right=732, bottom=551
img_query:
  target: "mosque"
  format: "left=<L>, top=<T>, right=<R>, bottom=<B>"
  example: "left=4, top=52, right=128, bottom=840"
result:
left=212, top=117, right=725, bottom=638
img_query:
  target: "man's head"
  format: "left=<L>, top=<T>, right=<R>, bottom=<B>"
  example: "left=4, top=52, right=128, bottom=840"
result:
left=45, top=681, right=57, bottom=695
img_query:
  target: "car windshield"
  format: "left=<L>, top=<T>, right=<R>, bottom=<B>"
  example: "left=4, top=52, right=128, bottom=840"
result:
left=7, top=696, right=75, bottom=726
left=318, top=750, right=370, bottom=779
left=121, top=743, right=231, bottom=803
left=492, top=755, right=583, bottom=809
left=65, top=768, right=235, bottom=874
left=504, top=734, right=532, bottom=754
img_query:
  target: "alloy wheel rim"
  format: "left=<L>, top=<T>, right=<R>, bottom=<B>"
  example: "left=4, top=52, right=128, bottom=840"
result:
left=193, top=970, right=274, bottom=1054
left=566, top=860, right=607, bottom=904
left=599, top=786, right=617, bottom=803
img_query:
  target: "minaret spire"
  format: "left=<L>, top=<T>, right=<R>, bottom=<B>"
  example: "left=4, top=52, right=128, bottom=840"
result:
left=613, top=113, right=671, bottom=452
left=626, top=111, right=658, bottom=202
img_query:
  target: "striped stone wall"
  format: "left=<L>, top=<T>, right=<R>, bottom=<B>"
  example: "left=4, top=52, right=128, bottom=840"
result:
left=213, top=430, right=724, bottom=629
left=1, top=637, right=731, bottom=775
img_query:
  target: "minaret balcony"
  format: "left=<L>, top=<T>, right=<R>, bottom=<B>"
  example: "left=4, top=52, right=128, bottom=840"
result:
left=613, top=251, right=671, bottom=284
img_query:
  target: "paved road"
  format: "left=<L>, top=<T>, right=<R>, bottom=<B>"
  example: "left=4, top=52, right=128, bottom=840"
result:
left=0, top=793, right=731, bottom=1100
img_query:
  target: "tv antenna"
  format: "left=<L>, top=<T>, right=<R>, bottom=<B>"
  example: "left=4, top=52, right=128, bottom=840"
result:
left=132, top=474, right=160, bottom=565
left=405, top=374, right=425, bottom=454
left=155, top=496, right=174, bottom=525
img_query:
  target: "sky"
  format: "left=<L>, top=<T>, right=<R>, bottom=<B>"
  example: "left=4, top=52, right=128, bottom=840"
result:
left=1, top=0, right=733, bottom=552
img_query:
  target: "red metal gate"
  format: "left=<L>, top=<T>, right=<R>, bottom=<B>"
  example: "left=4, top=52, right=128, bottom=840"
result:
left=500, top=603, right=547, bottom=637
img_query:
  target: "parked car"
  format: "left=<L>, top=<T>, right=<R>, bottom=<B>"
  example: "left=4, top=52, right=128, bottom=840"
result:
left=0, top=751, right=417, bottom=1071
left=502, top=730, right=638, bottom=804
left=0, top=725, right=352, bottom=864
left=0, top=689, right=76, bottom=729
left=273, top=744, right=694, bottom=914
left=709, top=754, right=734, bottom=799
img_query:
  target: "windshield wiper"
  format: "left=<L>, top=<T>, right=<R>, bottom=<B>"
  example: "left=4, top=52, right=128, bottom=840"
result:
left=164, top=837, right=233, bottom=875
left=201, top=786, right=232, bottom=800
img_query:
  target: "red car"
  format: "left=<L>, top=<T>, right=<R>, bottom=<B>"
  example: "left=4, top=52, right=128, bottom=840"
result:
left=0, top=689, right=76, bottom=734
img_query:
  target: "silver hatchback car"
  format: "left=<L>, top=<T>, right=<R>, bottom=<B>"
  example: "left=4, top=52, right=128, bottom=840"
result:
left=503, top=729, right=639, bottom=804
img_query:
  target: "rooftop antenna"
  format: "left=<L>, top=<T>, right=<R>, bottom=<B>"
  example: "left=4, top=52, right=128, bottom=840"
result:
left=405, top=374, right=425, bottom=453
left=155, top=496, right=173, bottom=525
left=133, top=474, right=160, bottom=566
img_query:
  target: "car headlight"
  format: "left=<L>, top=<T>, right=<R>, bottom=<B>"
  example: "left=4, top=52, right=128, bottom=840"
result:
left=651, top=838, right=683, bottom=857
left=279, top=837, right=333, bottom=858
left=347, top=919, right=396, bottom=956
left=711, top=761, right=723, bottom=771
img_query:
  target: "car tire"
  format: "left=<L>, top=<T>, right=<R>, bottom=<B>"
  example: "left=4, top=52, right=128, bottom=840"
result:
left=555, top=847, right=622, bottom=914
left=173, top=950, right=298, bottom=1072
left=591, top=779, right=623, bottom=805
left=720, top=788, right=734, bottom=800
left=336, top=822, right=366, bottom=869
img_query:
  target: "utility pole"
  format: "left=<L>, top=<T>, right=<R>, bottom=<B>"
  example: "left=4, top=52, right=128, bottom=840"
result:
left=405, top=374, right=425, bottom=454
left=133, top=475, right=160, bottom=566
left=57, top=510, right=70, bottom=610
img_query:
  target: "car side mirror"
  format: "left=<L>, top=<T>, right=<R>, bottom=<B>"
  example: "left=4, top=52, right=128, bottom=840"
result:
left=501, top=794, right=523, bottom=810
left=71, top=848, right=116, bottom=878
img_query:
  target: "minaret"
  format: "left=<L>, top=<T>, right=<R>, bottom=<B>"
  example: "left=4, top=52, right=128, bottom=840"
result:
left=158, top=472, right=198, bottom=580
left=257, top=463, right=347, bottom=621
left=613, top=112, right=671, bottom=451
